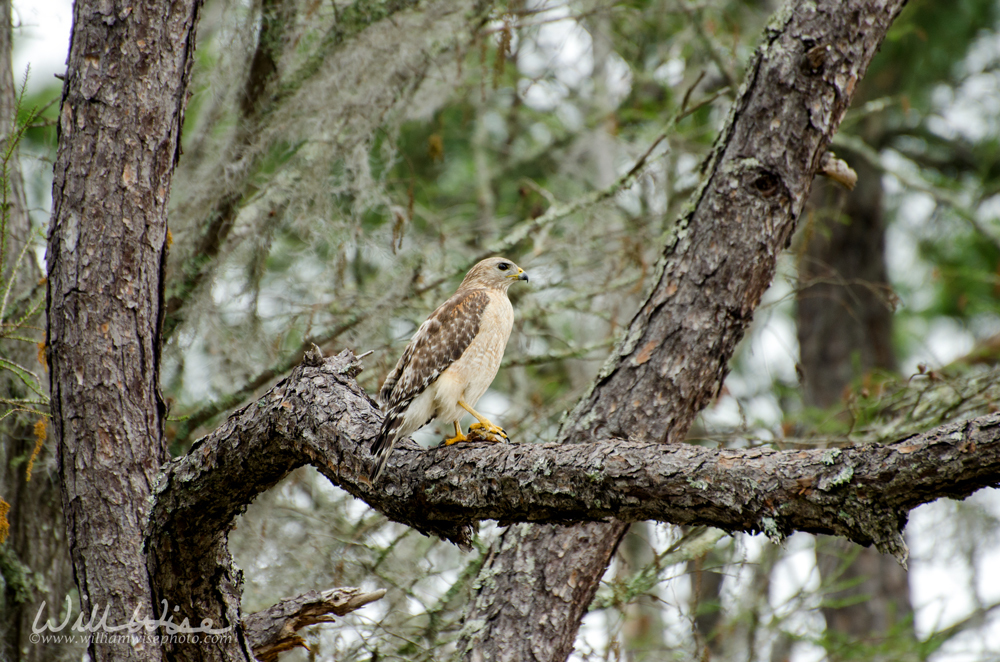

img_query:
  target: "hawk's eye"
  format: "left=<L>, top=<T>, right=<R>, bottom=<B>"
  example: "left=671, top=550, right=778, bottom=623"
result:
left=498, top=263, right=510, bottom=271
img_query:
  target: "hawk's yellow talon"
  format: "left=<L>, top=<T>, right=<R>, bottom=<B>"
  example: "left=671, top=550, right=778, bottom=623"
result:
left=444, top=421, right=467, bottom=445
left=468, top=421, right=509, bottom=442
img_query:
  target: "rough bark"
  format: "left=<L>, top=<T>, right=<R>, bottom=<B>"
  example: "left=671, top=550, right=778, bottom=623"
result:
left=149, top=347, right=1000, bottom=567
left=45, top=1, right=202, bottom=661
left=243, top=586, right=386, bottom=662
left=0, top=2, right=76, bottom=660
left=457, top=1, right=910, bottom=659
left=36, top=2, right=990, bottom=661
left=801, top=154, right=914, bottom=645
left=141, top=347, right=1000, bottom=659
left=457, top=521, right=626, bottom=662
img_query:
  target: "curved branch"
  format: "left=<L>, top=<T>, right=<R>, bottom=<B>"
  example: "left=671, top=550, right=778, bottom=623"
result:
left=244, top=587, right=386, bottom=662
left=151, top=350, right=1000, bottom=567
left=456, top=0, right=911, bottom=655
left=145, top=2, right=958, bottom=660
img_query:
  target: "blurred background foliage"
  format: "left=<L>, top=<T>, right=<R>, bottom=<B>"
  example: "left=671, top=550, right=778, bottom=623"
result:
left=7, top=0, right=1000, bottom=660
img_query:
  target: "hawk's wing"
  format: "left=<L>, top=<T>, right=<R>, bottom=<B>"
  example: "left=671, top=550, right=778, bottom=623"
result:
left=380, top=288, right=489, bottom=408
left=370, top=289, right=489, bottom=478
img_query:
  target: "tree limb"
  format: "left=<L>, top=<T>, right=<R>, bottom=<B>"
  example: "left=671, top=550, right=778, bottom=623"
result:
left=243, top=587, right=386, bottom=662
left=47, top=2, right=203, bottom=662
left=151, top=349, right=1000, bottom=567
left=144, top=2, right=960, bottom=660
left=456, top=1, right=913, bottom=657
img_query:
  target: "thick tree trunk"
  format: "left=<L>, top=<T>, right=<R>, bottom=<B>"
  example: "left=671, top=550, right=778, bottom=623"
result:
left=800, top=155, right=914, bottom=647
left=456, top=1, right=909, bottom=659
left=45, top=1, right=202, bottom=661
left=29, top=1, right=989, bottom=660
left=0, top=3, right=77, bottom=661
left=457, top=522, right=627, bottom=662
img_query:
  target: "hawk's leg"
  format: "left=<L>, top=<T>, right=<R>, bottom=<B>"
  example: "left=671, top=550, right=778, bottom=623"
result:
left=458, top=400, right=509, bottom=442
left=444, top=421, right=468, bottom=446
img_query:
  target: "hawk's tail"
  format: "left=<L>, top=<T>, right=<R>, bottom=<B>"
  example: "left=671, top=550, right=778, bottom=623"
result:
left=370, top=402, right=408, bottom=482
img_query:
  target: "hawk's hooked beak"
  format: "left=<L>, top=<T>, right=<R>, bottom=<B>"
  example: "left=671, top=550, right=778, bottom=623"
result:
left=510, top=268, right=528, bottom=282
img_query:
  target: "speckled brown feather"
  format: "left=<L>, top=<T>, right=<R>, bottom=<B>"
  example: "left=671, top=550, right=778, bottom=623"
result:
left=371, top=290, right=489, bottom=472
left=379, top=290, right=489, bottom=409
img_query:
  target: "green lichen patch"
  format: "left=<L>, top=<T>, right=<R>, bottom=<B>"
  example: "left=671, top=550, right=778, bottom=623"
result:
left=821, top=448, right=842, bottom=465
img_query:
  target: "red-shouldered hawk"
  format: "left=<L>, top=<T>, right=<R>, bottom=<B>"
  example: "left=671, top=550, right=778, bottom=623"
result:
left=370, top=257, right=528, bottom=481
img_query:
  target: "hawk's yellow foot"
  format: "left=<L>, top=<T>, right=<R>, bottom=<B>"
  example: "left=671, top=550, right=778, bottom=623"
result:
left=468, top=421, right=509, bottom=442
left=444, top=432, right=469, bottom=446
left=458, top=399, right=509, bottom=442
left=444, top=421, right=468, bottom=446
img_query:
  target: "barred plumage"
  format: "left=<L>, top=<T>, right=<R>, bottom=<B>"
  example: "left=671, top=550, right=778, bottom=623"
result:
left=370, top=400, right=413, bottom=482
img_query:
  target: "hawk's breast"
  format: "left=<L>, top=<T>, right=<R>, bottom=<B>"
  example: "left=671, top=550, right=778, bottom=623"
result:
left=437, top=290, right=513, bottom=408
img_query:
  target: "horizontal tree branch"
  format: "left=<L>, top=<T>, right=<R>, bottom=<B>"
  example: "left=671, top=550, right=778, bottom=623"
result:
left=150, top=349, right=1000, bottom=570
left=243, top=587, right=386, bottom=662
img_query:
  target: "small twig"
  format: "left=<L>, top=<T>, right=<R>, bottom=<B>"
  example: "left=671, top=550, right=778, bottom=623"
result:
left=818, top=151, right=858, bottom=190
left=0, top=236, right=37, bottom=323
left=680, top=70, right=707, bottom=115
left=678, top=1, right=739, bottom=92
left=502, top=339, right=614, bottom=368
left=678, top=85, right=730, bottom=120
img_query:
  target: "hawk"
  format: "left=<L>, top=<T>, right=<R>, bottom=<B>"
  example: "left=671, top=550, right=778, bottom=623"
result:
left=369, top=257, right=528, bottom=481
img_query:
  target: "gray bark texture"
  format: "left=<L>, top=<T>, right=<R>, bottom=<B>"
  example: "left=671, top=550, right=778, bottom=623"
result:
left=457, top=0, right=911, bottom=659
left=45, top=1, right=202, bottom=661
left=144, top=344, right=1000, bottom=660
left=151, top=348, right=1000, bottom=557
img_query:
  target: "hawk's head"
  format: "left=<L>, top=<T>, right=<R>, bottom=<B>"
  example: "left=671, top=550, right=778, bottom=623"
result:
left=460, top=257, right=529, bottom=291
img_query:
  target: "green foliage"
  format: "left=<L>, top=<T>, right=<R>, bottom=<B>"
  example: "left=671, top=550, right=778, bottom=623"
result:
left=868, top=0, right=1000, bottom=105
left=0, top=73, right=48, bottom=424
left=919, top=230, right=1000, bottom=319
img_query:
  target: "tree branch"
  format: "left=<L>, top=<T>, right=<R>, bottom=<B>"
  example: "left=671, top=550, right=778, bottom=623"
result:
left=151, top=349, right=1000, bottom=568
left=243, top=587, right=386, bottom=662
left=456, top=0, right=912, bottom=656
left=145, top=2, right=958, bottom=660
